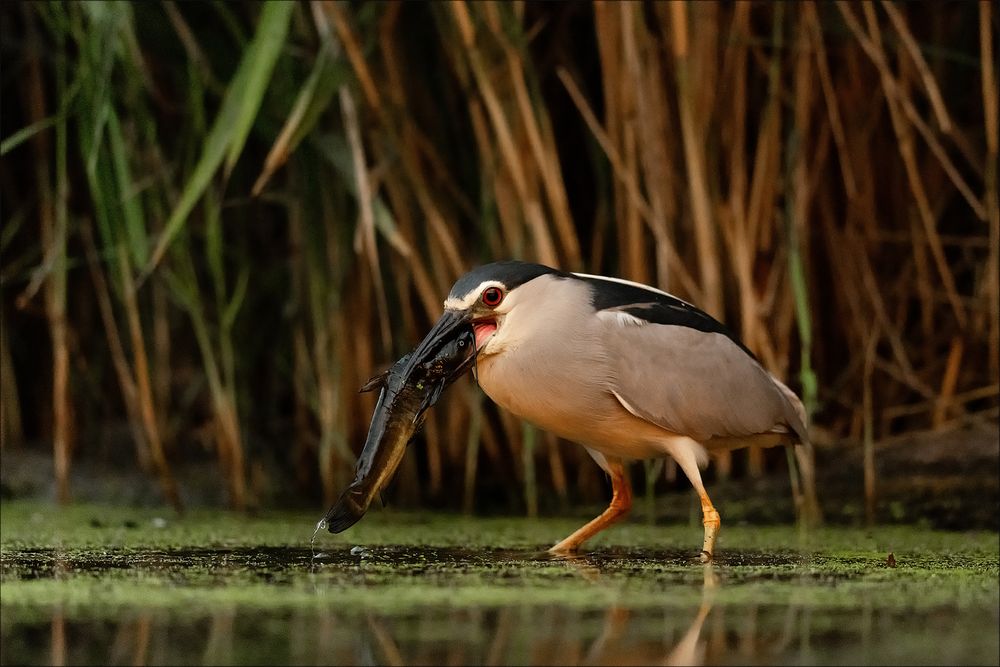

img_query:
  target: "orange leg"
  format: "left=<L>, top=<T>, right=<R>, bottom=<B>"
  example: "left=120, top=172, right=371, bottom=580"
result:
left=666, top=438, right=722, bottom=562
left=550, top=456, right=632, bottom=553
left=699, top=493, right=721, bottom=563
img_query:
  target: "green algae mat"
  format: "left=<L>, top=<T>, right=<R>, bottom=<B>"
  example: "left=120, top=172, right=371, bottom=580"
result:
left=1, top=501, right=997, bottom=665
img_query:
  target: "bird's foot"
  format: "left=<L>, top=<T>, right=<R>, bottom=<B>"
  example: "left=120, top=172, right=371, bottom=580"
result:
left=548, top=540, right=581, bottom=555
left=700, top=507, right=721, bottom=562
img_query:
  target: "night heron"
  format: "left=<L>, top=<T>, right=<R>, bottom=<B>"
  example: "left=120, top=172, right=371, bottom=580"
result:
left=406, top=261, right=809, bottom=561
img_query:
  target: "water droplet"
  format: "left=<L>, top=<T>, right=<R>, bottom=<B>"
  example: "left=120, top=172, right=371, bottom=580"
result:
left=310, top=519, right=326, bottom=546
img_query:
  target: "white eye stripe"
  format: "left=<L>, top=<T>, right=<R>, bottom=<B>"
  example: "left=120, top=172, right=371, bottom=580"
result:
left=443, top=280, right=507, bottom=310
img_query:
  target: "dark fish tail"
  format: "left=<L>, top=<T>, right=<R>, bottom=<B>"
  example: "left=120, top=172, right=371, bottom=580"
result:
left=324, top=492, right=366, bottom=533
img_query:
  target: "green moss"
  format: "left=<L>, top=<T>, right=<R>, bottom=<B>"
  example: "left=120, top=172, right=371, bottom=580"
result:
left=2, top=500, right=998, bottom=665
left=3, top=499, right=996, bottom=551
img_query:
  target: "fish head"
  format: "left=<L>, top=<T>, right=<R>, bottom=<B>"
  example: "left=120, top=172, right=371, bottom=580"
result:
left=398, top=309, right=477, bottom=386
left=419, top=326, right=476, bottom=379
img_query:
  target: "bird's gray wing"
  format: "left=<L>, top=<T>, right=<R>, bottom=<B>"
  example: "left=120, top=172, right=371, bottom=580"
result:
left=597, top=312, right=807, bottom=444
left=572, top=273, right=808, bottom=443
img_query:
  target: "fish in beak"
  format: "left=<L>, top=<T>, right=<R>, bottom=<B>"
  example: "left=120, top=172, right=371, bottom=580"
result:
left=396, top=309, right=472, bottom=381
left=322, top=314, right=476, bottom=533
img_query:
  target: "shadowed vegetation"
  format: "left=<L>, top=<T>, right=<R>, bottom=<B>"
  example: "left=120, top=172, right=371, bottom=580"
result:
left=1, top=2, right=996, bottom=522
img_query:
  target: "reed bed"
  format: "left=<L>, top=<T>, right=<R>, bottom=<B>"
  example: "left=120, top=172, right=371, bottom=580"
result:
left=1, top=2, right=995, bottom=520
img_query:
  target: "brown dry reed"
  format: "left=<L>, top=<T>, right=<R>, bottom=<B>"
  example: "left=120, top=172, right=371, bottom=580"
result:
left=1, top=2, right=996, bottom=523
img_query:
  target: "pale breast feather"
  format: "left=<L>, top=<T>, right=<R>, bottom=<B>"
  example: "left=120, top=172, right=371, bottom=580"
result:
left=571, top=273, right=757, bottom=361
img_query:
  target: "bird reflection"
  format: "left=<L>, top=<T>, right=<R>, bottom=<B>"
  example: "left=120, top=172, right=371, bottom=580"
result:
left=49, top=607, right=65, bottom=667
left=41, top=554, right=724, bottom=666
left=576, top=563, right=718, bottom=667
left=663, top=566, right=717, bottom=666
left=366, top=614, right=404, bottom=666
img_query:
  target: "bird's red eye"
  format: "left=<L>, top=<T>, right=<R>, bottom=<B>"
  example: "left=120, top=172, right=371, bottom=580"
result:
left=481, top=286, right=504, bottom=307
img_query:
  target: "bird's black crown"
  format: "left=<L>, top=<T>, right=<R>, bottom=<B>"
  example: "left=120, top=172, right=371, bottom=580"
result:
left=448, top=261, right=567, bottom=299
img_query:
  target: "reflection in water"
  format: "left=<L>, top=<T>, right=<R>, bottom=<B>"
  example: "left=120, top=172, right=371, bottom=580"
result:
left=367, top=614, right=404, bottom=666
left=547, top=553, right=717, bottom=666
left=36, top=564, right=714, bottom=666
left=663, top=567, right=715, bottom=666
left=26, top=590, right=993, bottom=666
left=134, top=614, right=152, bottom=666
left=49, top=607, right=64, bottom=667
left=572, top=564, right=717, bottom=667
left=5, top=546, right=996, bottom=665
left=203, top=609, right=234, bottom=665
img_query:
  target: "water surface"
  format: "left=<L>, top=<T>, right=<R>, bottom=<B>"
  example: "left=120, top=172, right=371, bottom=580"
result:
left=2, top=502, right=997, bottom=665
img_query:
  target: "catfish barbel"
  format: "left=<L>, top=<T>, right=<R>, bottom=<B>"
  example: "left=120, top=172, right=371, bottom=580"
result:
left=322, top=326, right=476, bottom=533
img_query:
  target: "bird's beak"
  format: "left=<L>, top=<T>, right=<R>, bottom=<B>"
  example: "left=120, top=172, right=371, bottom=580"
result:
left=399, top=308, right=474, bottom=382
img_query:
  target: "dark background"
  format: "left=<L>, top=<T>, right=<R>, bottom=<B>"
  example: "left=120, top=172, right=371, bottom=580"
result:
left=1, top=1, right=996, bottom=524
